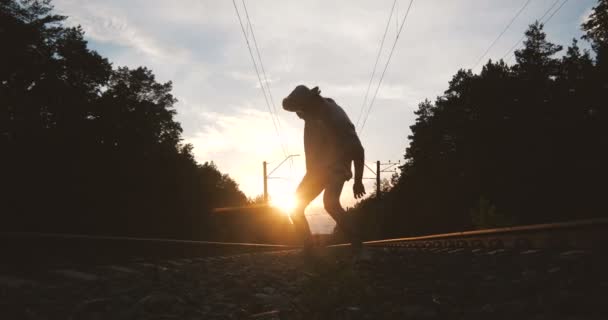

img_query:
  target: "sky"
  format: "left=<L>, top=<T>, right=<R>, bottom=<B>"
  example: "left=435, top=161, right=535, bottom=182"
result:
left=54, top=0, right=596, bottom=233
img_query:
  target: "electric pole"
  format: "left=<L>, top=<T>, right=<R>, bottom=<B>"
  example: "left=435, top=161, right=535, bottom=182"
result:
left=263, top=161, right=268, bottom=204
left=364, top=160, right=401, bottom=199
left=263, top=154, right=300, bottom=205
left=376, top=160, right=381, bottom=199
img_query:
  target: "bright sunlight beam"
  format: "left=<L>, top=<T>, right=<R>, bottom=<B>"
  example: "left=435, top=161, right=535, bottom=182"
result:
left=271, top=194, right=298, bottom=215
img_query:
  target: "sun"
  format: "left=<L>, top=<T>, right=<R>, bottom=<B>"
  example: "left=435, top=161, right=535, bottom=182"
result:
left=271, top=195, right=298, bottom=215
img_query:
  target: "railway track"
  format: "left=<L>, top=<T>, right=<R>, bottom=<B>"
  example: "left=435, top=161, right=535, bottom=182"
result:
left=0, top=232, right=296, bottom=267
left=363, top=218, right=608, bottom=250
left=1, top=218, right=606, bottom=265
left=1, top=218, right=606, bottom=319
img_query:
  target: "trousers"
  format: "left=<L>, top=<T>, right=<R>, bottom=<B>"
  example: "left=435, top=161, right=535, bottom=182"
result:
left=291, top=173, right=360, bottom=246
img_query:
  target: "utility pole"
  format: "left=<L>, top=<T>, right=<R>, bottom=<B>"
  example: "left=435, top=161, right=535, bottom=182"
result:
left=263, top=154, right=300, bottom=205
left=364, top=160, right=401, bottom=200
left=263, top=161, right=268, bottom=204
left=376, top=160, right=381, bottom=199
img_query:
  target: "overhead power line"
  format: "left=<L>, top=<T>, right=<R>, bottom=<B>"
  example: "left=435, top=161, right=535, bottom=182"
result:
left=239, top=0, right=293, bottom=172
left=543, top=0, right=570, bottom=25
left=471, top=0, right=532, bottom=70
left=359, top=0, right=415, bottom=135
left=240, top=0, right=289, bottom=152
left=501, top=0, right=568, bottom=62
left=355, top=0, right=397, bottom=128
left=232, top=0, right=288, bottom=158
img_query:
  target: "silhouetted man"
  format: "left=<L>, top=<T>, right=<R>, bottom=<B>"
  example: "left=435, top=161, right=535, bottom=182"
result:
left=283, top=85, right=366, bottom=251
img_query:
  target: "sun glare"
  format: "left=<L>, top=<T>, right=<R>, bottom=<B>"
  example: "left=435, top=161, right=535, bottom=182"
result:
left=271, top=195, right=298, bottom=215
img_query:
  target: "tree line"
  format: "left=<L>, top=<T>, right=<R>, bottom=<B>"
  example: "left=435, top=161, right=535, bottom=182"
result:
left=347, top=0, right=608, bottom=239
left=1, top=0, right=249, bottom=239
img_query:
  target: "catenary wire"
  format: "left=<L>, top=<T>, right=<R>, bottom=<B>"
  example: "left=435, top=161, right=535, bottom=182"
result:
left=240, top=0, right=290, bottom=158
left=359, top=0, right=415, bottom=135
left=240, top=0, right=294, bottom=173
left=471, top=0, right=532, bottom=70
left=232, top=0, right=288, bottom=158
left=355, top=0, right=397, bottom=128
left=543, top=0, right=570, bottom=25
left=501, top=0, right=566, bottom=62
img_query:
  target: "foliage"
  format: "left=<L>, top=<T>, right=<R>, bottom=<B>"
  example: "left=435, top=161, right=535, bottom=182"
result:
left=350, top=5, right=607, bottom=239
left=0, top=0, right=247, bottom=239
left=248, top=194, right=267, bottom=205
left=470, top=197, right=515, bottom=229
left=582, top=0, right=608, bottom=52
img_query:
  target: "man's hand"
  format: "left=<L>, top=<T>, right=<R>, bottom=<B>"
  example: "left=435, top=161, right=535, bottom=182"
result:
left=353, top=180, right=366, bottom=199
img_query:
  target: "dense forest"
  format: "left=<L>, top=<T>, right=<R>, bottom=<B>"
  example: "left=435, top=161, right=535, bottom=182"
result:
left=1, top=0, right=249, bottom=239
left=348, top=0, right=608, bottom=239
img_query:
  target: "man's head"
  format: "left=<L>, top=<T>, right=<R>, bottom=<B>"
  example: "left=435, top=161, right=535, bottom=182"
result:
left=282, top=85, right=322, bottom=115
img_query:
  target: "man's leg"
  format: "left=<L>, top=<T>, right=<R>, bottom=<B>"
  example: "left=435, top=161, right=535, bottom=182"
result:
left=323, top=180, right=362, bottom=248
left=293, top=174, right=324, bottom=248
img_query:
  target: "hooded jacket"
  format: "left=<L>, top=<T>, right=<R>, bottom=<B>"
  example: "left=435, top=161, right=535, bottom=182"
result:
left=303, top=98, right=362, bottom=181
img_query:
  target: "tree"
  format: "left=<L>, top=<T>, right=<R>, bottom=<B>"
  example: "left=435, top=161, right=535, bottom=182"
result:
left=582, top=0, right=608, bottom=52
left=1, top=0, right=248, bottom=239
left=352, top=11, right=607, bottom=239
left=513, top=21, right=562, bottom=79
left=560, top=39, right=593, bottom=81
left=581, top=0, right=608, bottom=114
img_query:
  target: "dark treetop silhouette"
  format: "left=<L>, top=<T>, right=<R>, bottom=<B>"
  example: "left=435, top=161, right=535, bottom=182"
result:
left=344, top=1, right=608, bottom=241
left=283, top=85, right=365, bottom=248
left=1, top=0, right=248, bottom=239
left=2, top=0, right=607, bottom=243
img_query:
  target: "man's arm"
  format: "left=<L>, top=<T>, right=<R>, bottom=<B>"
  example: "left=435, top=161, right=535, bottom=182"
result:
left=322, top=100, right=366, bottom=198
left=352, top=139, right=366, bottom=199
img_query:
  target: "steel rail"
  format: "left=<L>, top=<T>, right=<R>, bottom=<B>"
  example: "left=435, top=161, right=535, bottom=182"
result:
left=362, top=218, right=608, bottom=250
left=2, top=218, right=606, bottom=266
left=0, top=232, right=297, bottom=266
left=0, top=231, right=294, bottom=247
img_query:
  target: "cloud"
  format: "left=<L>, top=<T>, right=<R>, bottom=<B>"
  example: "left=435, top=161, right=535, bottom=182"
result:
left=51, top=0, right=598, bottom=232
left=186, top=108, right=292, bottom=156
left=183, top=107, right=302, bottom=196
left=56, top=1, right=191, bottom=63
